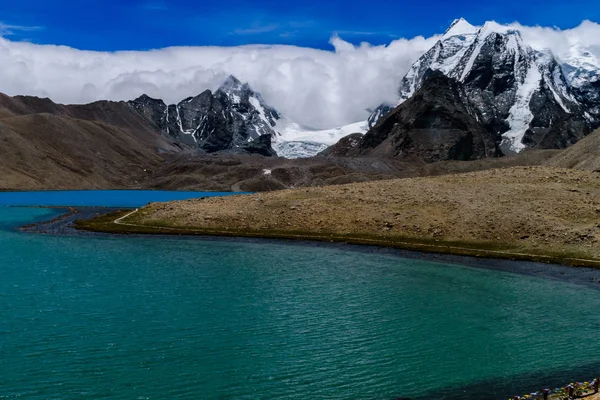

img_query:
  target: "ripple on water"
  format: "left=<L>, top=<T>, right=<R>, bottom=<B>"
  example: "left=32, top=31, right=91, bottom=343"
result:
left=1, top=206, right=600, bottom=400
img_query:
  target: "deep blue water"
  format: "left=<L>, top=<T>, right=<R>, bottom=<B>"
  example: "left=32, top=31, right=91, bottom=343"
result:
left=0, top=190, right=249, bottom=208
left=1, top=192, right=600, bottom=400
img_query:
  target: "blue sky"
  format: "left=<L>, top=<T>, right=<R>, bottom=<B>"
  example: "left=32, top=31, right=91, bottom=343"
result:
left=0, top=0, right=599, bottom=50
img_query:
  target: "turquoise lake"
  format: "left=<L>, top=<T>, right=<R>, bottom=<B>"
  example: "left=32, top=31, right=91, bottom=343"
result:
left=1, top=192, right=600, bottom=399
left=0, top=190, right=248, bottom=207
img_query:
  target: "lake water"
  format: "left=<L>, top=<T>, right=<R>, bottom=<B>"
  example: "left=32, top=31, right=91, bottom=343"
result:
left=0, top=190, right=250, bottom=207
left=1, top=192, right=600, bottom=399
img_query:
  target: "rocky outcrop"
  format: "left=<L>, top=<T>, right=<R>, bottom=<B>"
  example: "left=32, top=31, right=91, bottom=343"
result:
left=237, top=134, right=277, bottom=157
left=319, top=133, right=364, bottom=157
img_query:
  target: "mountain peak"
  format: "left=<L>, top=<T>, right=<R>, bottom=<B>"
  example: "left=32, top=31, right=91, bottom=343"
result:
left=443, top=18, right=478, bottom=38
left=219, top=75, right=244, bottom=92
left=479, top=21, right=521, bottom=38
left=133, top=94, right=164, bottom=104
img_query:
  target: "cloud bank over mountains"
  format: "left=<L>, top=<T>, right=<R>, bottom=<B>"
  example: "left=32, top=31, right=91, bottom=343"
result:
left=0, top=20, right=598, bottom=129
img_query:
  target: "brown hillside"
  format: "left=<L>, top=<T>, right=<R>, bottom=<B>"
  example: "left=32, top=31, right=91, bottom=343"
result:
left=0, top=114, right=163, bottom=190
left=547, top=128, right=600, bottom=171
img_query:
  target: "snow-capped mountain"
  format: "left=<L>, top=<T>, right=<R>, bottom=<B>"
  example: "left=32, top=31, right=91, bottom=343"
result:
left=129, top=75, right=368, bottom=158
left=563, top=45, right=600, bottom=123
left=368, top=18, right=599, bottom=153
left=128, top=21, right=600, bottom=160
left=129, top=75, right=280, bottom=156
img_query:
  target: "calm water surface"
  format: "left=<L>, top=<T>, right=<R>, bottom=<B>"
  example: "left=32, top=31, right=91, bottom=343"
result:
left=0, top=190, right=248, bottom=207
left=1, top=192, right=600, bottom=400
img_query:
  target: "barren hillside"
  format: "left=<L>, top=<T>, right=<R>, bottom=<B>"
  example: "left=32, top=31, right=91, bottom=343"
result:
left=547, top=128, right=600, bottom=171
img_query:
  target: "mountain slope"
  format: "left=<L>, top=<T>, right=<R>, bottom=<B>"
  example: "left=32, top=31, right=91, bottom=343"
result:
left=546, top=128, right=600, bottom=171
left=0, top=92, right=180, bottom=151
left=0, top=113, right=163, bottom=189
left=355, top=71, right=499, bottom=162
left=0, top=92, right=188, bottom=189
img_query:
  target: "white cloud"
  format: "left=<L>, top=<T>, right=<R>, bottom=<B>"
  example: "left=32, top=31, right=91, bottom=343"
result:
left=0, top=20, right=598, bottom=129
left=0, top=33, right=436, bottom=129
left=509, top=20, right=600, bottom=67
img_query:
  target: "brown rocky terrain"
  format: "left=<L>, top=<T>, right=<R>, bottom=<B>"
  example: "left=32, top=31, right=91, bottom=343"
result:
left=86, top=166, right=600, bottom=266
left=0, top=93, right=178, bottom=190
left=144, top=149, right=558, bottom=192
left=0, top=114, right=166, bottom=190
left=546, top=128, right=600, bottom=171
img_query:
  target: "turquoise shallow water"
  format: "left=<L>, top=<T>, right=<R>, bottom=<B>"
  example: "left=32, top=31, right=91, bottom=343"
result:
left=1, top=197, right=600, bottom=399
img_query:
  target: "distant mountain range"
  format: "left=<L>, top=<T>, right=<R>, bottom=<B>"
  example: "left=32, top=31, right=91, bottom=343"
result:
left=0, top=18, right=599, bottom=172
left=127, top=75, right=369, bottom=159
left=121, top=18, right=600, bottom=160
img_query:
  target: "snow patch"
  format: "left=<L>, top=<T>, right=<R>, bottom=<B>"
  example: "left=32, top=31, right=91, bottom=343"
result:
left=502, top=64, right=542, bottom=152
left=276, top=120, right=368, bottom=145
left=249, top=96, right=273, bottom=128
left=460, top=35, right=488, bottom=82
left=433, top=36, right=475, bottom=76
left=443, top=18, right=478, bottom=39
left=273, top=141, right=330, bottom=159
left=547, top=80, right=569, bottom=113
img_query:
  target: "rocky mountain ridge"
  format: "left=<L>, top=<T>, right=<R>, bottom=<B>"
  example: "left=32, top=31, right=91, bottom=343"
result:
left=365, top=18, right=599, bottom=157
left=128, top=75, right=280, bottom=156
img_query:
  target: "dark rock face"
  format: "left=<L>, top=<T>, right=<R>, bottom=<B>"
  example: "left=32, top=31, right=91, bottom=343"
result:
left=356, top=71, right=500, bottom=163
left=128, top=94, right=168, bottom=131
left=524, top=85, right=591, bottom=150
left=319, top=133, right=364, bottom=157
left=128, top=75, right=280, bottom=156
left=367, top=104, right=394, bottom=129
left=573, top=78, right=600, bottom=127
left=239, top=134, right=277, bottom=157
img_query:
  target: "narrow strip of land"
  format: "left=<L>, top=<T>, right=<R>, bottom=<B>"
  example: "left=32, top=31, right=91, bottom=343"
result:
left=78, top=166, right=600, bottom=268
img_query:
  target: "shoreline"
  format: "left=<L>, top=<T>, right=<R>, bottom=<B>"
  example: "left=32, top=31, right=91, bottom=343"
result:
left=85, top=166, right=600, bottom=270
left=20, top=206, right=600, bottom=291
left=78, top=207, right=600, bottom=269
